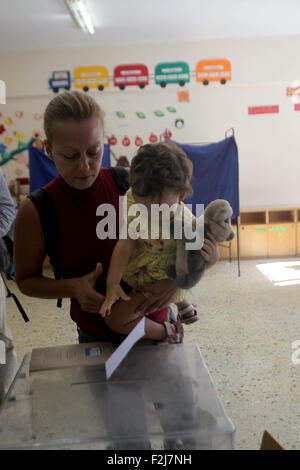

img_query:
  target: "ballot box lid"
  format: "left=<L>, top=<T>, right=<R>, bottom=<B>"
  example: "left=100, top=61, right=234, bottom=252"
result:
left=0, top=343, right=235, bottom=450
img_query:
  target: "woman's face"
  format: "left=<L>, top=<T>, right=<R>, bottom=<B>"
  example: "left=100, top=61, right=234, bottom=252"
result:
left=45, top=116, right=104, bottom=190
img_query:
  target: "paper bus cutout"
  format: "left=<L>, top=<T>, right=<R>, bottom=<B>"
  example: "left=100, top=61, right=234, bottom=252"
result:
left=74, top=66, right=109, bottom=92
left=48, top=70, right=71, bottom=93
left=149, top=133, right=158, bottom=143
left=196, top=59, right=231, bottom=85
left=114, top=64, right=149, bottom=90
left=155, top=62, right=190, bottom=88
left=248, top=105, right=279, bottom=115
left=178, top=90, right=189, bottom=102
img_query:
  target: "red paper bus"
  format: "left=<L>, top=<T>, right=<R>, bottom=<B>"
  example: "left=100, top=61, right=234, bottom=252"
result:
left=114, top=64, right=149, bottom=90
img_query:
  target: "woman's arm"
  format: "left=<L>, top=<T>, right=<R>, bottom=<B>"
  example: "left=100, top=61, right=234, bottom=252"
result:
left=100, top=238, right=136, bottom=316
left=14, top=198, right=105, bottom=312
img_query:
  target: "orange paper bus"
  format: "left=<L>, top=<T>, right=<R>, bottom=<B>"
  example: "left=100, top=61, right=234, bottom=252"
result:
left=196, top=59, right=231, bottom=85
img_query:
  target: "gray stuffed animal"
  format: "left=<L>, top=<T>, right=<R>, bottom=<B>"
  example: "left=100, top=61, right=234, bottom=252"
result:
left=166, top=199, right=234, bottom=289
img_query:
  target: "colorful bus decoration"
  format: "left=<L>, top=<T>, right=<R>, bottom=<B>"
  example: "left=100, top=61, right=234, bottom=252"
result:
left=113, top=64, right=149, bottom=90
left=48, top=70, right=71, bottom=93
left=196, top=59, right=231, bottom=85
left=155, top=62, right=190, bottom=88
left=74, top=66, right=110, bottom=92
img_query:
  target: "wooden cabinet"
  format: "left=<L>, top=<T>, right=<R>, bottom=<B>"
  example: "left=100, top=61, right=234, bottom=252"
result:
left=239, top=224, right=268, bottom=258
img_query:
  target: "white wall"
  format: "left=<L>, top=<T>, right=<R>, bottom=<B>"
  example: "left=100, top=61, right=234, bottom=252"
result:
left=1, top=36, right=300, bottom=208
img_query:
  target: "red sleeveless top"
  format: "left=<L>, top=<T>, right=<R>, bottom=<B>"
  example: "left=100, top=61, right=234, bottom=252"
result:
left=44, top=168, right=168, bottom=341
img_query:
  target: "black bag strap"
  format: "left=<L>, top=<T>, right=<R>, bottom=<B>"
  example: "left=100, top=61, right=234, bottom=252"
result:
left=2, top=274, right=29, bottom=322
left=28, top=188, right=62, bottom=307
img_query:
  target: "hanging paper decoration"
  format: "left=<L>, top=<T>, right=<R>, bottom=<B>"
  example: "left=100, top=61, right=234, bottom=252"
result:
left=34, top=113, right=42, bottom=121
left=175, top=118, right=184, bottom=129
left=109, top=135, right=118, bottom=146
left=163, top=129, right=172, bottom=139
left=149, top=133, right=158, bottom=143
left=196, top=59, right=231, bottom=85
left=0, top=137, right=36, bottom=166
left=155, top=62, right=190, bottom=87
left=136, top=112, right=146, bottom=119
left=135, top=136, right=143, bottom=146
left=154, top=111, right=164, bottom=117
left=166, top=106, right=176, bottom=113
left=5, top=136, right=12, bottom=144
left=116, top=111, right=125, bottom=118
left=0, top=125, right=6, bottom=135
left=15, top=111, right=24, bottom=118
left=5, top=117, right=12, bottom=126
left=48, top=70, right=71, bottom=93
left=122, top=136, right=131, bottom=147
left=248, top=105, right=279, bottom=115
left=74, top=66, right=109, bottom=92
left=178, top=91, right=189, bottom=102
left=114, top=64, right=149, bottom=90
left=0, top=144, right=6, bottom=154
left=14, top=130, right=25, bottom=142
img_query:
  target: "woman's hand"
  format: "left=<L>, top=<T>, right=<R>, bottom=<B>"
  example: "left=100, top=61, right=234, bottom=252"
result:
left=72, top=263, right=106, bottom=313
left=99, top=284, right=131, bottom=317
left=201, top=233, right=220, bottom=268
left=134, top=279, right=178, bottom=315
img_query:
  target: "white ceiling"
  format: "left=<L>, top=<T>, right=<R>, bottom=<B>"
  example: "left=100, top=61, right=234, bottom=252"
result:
left=0, top=0, right=300, bottom=51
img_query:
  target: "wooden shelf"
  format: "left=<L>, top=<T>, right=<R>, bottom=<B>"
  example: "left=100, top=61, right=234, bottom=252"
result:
left=240, top=211, right=266, bottom=225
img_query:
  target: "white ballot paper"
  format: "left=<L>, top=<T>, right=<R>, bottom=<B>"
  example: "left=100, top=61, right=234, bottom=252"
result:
left=105, top=317, right=145, bottom=380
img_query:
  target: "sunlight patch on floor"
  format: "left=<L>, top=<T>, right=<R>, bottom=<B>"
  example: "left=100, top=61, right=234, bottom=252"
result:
left=256, top=260, right=300, bottom=286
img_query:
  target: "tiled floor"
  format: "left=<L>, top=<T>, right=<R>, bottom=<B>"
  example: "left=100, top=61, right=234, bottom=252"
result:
left=4, top=258, right=300, bottom=450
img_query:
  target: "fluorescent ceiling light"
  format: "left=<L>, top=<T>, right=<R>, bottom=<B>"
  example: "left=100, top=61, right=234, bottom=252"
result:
left=65, top=0, right=94, bottom=34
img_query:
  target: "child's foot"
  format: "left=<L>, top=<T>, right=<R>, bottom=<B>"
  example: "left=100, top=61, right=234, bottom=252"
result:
left=163, top=321, right=184, bottom=344
left=177, top=304, right=198, bottom=325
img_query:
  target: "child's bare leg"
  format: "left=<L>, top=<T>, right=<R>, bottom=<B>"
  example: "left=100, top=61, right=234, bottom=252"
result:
left=104, top=292, right=167, bottom=341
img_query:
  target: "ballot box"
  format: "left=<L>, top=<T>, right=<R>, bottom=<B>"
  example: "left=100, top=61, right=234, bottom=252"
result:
left=0, top=342, right=235, bottom=450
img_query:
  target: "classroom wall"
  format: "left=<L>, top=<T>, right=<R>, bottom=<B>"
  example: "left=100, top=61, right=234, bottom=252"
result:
left=1, top=35, right=300, bottom=208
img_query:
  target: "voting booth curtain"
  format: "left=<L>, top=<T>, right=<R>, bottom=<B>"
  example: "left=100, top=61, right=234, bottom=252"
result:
left=177, top=136, right=239, bottom=219
left=28, top=144, right=111, bottom=192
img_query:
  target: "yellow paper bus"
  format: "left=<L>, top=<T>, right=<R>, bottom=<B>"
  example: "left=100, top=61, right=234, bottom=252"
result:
left=74, top=66, right=110, bottom=91
left=196, top=59, right=231, bottom=85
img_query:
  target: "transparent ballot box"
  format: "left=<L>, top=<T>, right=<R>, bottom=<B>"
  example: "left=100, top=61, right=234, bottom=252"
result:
left=0, top=343, right=235, bottom=449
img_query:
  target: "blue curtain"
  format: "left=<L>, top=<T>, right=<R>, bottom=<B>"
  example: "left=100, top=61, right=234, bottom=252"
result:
left=176, top=136, right=239, bottom=219
left=28, top=144, right=111, bottom=192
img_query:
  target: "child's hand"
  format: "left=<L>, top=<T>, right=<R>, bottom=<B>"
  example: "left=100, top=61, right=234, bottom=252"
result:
left=99, top=284, right=131, bottom=317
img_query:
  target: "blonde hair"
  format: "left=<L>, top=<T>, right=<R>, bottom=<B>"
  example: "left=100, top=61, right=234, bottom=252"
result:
left=44, top=91, right=104, bottom=143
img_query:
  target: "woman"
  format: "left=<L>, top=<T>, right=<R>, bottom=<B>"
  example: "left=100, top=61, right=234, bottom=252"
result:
left=14, top=91, right=219, bottom=346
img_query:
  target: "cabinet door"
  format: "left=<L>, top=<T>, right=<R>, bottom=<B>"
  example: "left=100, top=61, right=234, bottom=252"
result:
left=297, top=223, right=300, bottom=256
left=240, top=225, right=268, bottom=258
left=268, top=223, right=296, bottom=257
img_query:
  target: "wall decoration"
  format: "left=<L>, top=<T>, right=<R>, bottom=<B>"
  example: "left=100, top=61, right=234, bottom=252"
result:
left=32, top=130, right=43, bottom=139
left=15, top=168, right=23, bottom=176
left=154, top=110, right=165, bottom=117
left=135, top=137, right=143, bottom=147
left=163, top=129, right=172, bottom=139
left=48, top=70, right=71, bottom=93
left=178, top=90, right=189, bottom=102
left=149, top=133, right=158, bottom=143
left=5, top=117, right=12, bottom=126
left=0, top=125, right=6, bottom=135
left=122, top=136, right=131, bottom=147
left=175, top=118, right=185, bottom=129
left=0, top=144, right=6, bottom=154
left=155, top=62, right=190, bottom=88
left=166, top=106, right=176, bottom=113
left=15, top=111, right=24, bottom=118
left=16, top=153, right=28, bottom=165
left=109, top=135, right=118, bottom=145
left=196, top=59, right=231, bottom=85
left=5, top=136, right=12, bottom=144
left=14, top=130, right=25, bottom=143
left=114, top=64, right=149, bottom=90
left=116, top=112, right=125, bottom=118
left=136, top=112, right=146, bottom=119
left=0, top=138, right=35, bottom=166
left=34, top=113, right=42, bottom=121
left=73, top=66, right=109, bottom=92
left=248, top=105, right=279, bottom=115
left=294, top=103, right=300, bottom=111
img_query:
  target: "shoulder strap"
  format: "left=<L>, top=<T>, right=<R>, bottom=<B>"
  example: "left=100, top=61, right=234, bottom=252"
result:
left=28, top=188, right=62, bottom=307
left=110, top=166, right=130, bottom=195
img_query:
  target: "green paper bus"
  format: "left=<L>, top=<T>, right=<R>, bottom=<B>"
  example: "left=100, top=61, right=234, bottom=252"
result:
left=155, top=62, right=190, bottom=88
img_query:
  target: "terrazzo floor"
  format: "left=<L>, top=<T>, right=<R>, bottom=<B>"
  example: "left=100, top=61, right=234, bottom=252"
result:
left=4, top=258, right=300, bottom=450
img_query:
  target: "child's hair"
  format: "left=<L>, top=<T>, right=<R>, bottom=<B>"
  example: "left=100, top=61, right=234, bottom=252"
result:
left=44, top=91, right=104, bottom=143
left=130, top=142, right=193, bottom=199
